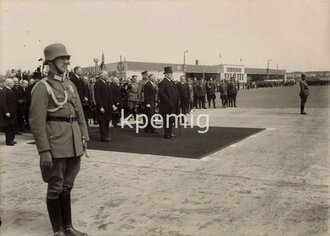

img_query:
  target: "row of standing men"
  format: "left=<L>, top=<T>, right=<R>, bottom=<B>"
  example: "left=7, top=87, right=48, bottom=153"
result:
left=69, top=67, right=239, bottom=141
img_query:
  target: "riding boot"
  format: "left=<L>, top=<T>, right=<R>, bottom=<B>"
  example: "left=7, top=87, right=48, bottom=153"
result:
left=301, top=105, right=307, bottom=115
left=46, top=198, right=65, bottom=235
left=60, top=192, right=88, bottom=236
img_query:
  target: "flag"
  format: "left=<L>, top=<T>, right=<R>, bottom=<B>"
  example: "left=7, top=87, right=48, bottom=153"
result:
left=100, top=51, right=105, bottom=70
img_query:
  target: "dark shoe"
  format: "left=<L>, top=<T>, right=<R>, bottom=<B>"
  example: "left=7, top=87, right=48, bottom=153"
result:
left=64, top=226, right=88, bottom=236
left=47, top=198, right=64, bottom=233
left=6, top=142, right=15, bottom=146
left=12, top=141, right=17, bottom=144
left=107, top=137, right=113, bottom=142
left=301, top=112, right=307, bottom=115
left=170, top=133, right=176, bottom=138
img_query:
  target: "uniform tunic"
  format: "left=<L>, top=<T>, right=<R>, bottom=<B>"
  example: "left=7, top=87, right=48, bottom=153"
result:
left=29, top=72, right=89, bottom=158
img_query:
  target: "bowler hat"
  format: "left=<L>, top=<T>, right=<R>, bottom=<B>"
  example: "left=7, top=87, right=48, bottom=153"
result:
left=163, top=66, right=173, bottom=74
left=44, top=43, right=70, bottom=65
left=141, top=70, right=148, bottom=75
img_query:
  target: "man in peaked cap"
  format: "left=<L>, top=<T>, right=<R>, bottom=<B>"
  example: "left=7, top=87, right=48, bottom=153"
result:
left=29, top=43, right=89, bottom=236
left=158, top=66, right=180, bottom=139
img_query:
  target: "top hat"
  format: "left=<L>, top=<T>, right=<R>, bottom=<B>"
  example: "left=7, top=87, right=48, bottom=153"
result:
left=44, top=43, right=70, bottom=65
left=163, top=66, right=173, bottom=74
left=141, top=70, right=148, bottom=75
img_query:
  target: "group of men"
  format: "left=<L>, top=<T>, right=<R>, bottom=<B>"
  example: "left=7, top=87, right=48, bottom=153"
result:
left=0, top=42, right=311, bottom=236
left=0, top=76, right=36, bottom=145
left=218, top=77, right=239, bottom=108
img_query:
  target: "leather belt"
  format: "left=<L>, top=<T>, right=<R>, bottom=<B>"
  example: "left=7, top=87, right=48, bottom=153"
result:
left=47, top=116, right=77, bottom=123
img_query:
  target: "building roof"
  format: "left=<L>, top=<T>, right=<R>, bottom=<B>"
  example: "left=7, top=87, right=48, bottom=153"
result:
left=245, top=67, right=286, bottom=75
left=84, top=60, right=286, bottom=75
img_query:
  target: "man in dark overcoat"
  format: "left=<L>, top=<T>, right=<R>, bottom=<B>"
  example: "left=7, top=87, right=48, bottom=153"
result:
left=177, top=75, right=190, bottom=123
left=70, top=67, right=90, bottom=124
left=158, top=66, right=180, bottom=139
left=110, top=77, right=122, bottom=128
left=94, top=71, right=114, bottom=142
left=0, top=78, right=17, bottom=145
left=143, top=74, right=158, bottom=133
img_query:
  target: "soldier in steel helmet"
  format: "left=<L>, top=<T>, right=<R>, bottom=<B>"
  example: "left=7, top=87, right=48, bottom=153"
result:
left=299, top=73, right=309, bottom=115
left=29, top=43, right=89, bottom=236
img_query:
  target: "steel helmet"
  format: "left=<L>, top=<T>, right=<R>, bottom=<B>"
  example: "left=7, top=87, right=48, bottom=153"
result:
left=43, top=43, right=70, bottom=65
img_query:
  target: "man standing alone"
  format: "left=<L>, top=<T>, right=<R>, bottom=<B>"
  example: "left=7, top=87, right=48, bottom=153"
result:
left=299, top=73, right=309, bottom=115
left=29, top=43, right=89, bottom=236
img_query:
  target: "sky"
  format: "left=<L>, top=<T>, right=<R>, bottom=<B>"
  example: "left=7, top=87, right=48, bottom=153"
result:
left=0, top=0, right=329, bottom=74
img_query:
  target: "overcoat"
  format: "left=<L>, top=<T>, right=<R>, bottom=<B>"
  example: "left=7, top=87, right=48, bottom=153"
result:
left=144, top=80, right=157, bottom=108
left=0, top=86, right=17, bottom=128
left=94, top=78, right=113, bottom=121
left=29, top=72, right=89, bottom=158
left=110, top=82, right=122, bottom=108
left=70, top=73, right=86, bottom=103
left=158, top=77, right=180, bottom=115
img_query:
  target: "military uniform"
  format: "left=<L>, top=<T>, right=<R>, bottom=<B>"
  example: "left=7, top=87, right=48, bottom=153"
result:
left=299, top=76, right=309, bottom=114
left=29, top=43, right=89, bottom=236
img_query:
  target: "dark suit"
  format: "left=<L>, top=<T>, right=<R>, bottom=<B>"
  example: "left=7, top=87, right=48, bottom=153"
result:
left=69, top=73, right=85, bottom=103
left=94, top=79, right=113, bottom=141
left=158, top=77, right=180, bottom=138
left=144, top=80, right=158, bottom=132
left=14, top=85, right=29, bottom=131
left=110, top=82, right=122, bottom=128
left=0, top=86, right=17, bottom=144
left=70, top=74, right=90, bottom=125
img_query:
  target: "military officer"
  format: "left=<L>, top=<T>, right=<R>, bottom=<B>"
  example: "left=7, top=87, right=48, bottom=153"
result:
left=299, top=73, right=309, bottom=115
left=29, top=43, right=89, bottom=236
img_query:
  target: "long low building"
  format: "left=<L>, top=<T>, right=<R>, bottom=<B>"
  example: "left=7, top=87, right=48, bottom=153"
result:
left=83, top=60, right=286, bottom=83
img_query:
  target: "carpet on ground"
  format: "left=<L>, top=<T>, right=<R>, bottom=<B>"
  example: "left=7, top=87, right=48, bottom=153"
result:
left=85, top=125, right=264, bottom=159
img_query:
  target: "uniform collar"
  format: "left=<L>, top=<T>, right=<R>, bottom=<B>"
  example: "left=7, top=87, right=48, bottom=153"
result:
left=48, top=71, right=66, bottom=82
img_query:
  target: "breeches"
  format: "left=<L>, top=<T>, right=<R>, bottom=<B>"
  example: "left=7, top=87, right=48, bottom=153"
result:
left=47, top=156, right=81, bottom=199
